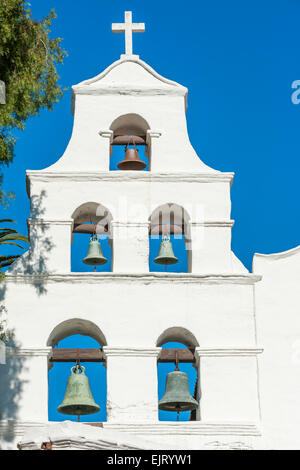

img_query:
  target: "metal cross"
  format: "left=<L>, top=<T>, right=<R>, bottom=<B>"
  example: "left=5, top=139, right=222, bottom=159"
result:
left=112, top=11, right=145, bottom=56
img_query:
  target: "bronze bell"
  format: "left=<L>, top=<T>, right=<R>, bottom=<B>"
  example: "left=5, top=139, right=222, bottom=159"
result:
left=57, top=365, right=100, bottom=416
left=154, top=236, right=178, bottom=265
left=117, top=146, right=147, bottom=171
left=158, top=369, right=198, bottom=413
left=83, top=235, right=107, bottom=266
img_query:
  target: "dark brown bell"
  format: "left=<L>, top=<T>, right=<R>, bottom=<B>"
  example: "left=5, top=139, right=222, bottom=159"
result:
left=117, top=147, right=147, bottom=171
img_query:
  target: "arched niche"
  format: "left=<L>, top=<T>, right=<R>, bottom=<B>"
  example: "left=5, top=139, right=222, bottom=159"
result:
left=156, top=326, right=199, bottom=422
left=149, top=203, right=192, bottom=273
left=109, top=113, right=150, bottom=171
left=156, top=326, right=199, bottom=349
left=47, top=318, right=107, bottom=347
left=71, top=202, right=113, bottom=272
left=110, top=113, right=150, bottom=136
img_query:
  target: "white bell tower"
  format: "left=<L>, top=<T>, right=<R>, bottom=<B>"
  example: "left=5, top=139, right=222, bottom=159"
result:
left=0, top=12, right=264, bottom=450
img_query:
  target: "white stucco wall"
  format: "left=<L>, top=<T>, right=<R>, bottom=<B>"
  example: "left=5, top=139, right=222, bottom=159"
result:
left=253, top=246, right=300, bottom=449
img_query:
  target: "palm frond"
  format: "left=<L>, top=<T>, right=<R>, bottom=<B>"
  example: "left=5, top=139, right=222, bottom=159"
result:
left=0, top=230, right=19, bottom=238
left=0, top=219, right=16, bottom=224
left=0, top=220, right=28, bottom=274
left=0, top=234, right=28, bottom=243
left=0, top=241, right=26, bottom=249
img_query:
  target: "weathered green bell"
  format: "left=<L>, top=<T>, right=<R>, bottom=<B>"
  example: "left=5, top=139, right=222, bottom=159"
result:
left=83, top=235, right=107, bottom=266
left=159, top=370, right=198, bottom=412
left=154, top=236, right=178, bottom=265
left=57, top=365, right=100, bottom=416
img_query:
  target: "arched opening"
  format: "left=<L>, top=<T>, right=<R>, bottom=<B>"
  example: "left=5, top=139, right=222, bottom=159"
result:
left=48, top=319, right=107, bottom=423
left=157, top=327, right=199, bottom=422
left=149, top=203, right=192, bottom=273
left=109, top=114, right=150, bottom=171
left=71, top=202, right=113, bottom=272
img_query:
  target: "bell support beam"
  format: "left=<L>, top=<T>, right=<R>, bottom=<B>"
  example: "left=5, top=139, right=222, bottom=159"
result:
left=159, top=348, right=195, bottom=363
left=51, top=348, right=104, bottom=362
left=149, top=224, right=185, bottom=236
left=73, top=224, right=108, bottom=235
left=112, top=135, right=146, bottom=145
left=50, top=348, right=195, bottom=363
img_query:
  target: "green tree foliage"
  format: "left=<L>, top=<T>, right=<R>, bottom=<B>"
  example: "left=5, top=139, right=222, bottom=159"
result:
left=0, top=2, right=63, bottom=339
left=0, top=0, right=66, bottom=168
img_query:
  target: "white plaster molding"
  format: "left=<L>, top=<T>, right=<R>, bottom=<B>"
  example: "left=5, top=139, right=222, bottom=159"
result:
left=104, top=422, right=261, bottom=436
left=98, top=130, right=113, bottom=140
left=146, top=129, right=162, bottom=150
left=194, top=347, right=263, bottom=359
left=147, top=129, right=162, bottom=139
left=103, top=347, right=161, bottom=358
left=190, top=220, right=235, bottom=227
left=26, top=170, right=234, bottom=184
left=111, top=221, right=150, bottom=227
left=4, top=272, right=262, bottom=285
left=28, top=218, right=73, bottom=227
left=0, top=420, right=261, bottom=439
left=73, top=87, right=187, bottom=99
left=6, top=347, right=52, bottom=358
left=0, top=421, right=46, bottom=437
left=254, top=244, right=300, bottom=261
left=28, top=218, right=234, bottom=230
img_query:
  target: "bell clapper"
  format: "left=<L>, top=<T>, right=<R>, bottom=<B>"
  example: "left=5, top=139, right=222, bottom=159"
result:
left=176, top=406, right=180, bottom=422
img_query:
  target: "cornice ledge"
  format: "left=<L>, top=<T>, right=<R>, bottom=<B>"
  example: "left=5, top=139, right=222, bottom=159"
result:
left=73, top=87, right=187, bottom=98
left=28, top=218, right=73, bottom=226
left=194, top=347, right=263, bottom=358
left=26, top=171, right=234, bottom=184
left=103, top=347, right=161, bottom=358
left=0, top=421, right=47, bottom=437
left=111, top=221, right=150, bottom=227
left=6, top=347, right=52, bottom=358
left=0, top=420, right=261, bottom=438
left=4, top=273, right=262, bottom=285
left=104, top=422, right=261, bottom=436
left=190, top=220, right=235, bottom=227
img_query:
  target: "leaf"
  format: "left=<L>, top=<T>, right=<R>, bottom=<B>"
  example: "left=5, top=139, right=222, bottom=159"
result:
left=0, top=219, right=15, bottom=224
left=0, top=255, right=19, bottom=261
left=0, top=241, right=25, bottom=249
left=0, top=234, right=28, bottom=242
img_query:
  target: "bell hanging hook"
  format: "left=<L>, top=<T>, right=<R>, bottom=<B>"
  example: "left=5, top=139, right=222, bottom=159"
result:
left=175, top=350, right=179, bottom=371
left=76, top=348, right=80, bottom=367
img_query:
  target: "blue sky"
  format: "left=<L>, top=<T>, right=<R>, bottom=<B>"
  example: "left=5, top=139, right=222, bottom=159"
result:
left=1, top=0, right=300, bottom=421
